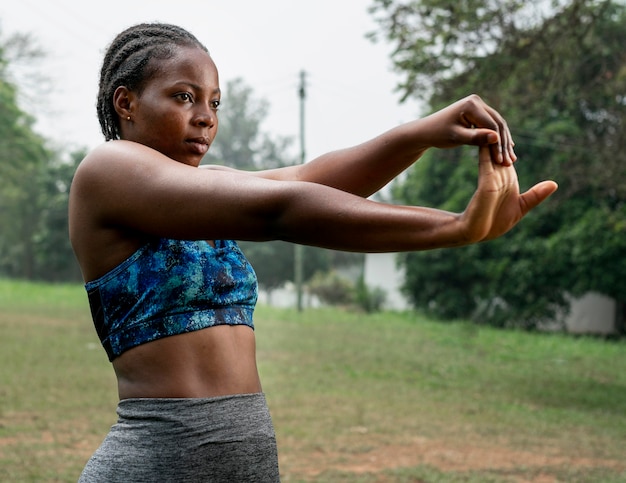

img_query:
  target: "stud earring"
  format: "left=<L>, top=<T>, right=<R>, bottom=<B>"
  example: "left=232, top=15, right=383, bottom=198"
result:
left=127, top=116, right=131, bottom=121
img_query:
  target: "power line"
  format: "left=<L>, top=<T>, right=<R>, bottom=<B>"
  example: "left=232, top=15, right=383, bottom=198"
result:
left=16, top=0, right=105, bottom=51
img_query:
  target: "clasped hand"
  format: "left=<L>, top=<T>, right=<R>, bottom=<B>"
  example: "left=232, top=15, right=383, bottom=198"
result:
left=421, top=94, right=517, bottom=166
left=420, top=95, right=557, bottom=242
left=460, top=146, right=558, bottom=243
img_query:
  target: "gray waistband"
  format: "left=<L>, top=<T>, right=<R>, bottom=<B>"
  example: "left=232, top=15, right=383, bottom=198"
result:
left=115, top=392, right=274, bottom=442
left=79, top=393, right=280, bottom=482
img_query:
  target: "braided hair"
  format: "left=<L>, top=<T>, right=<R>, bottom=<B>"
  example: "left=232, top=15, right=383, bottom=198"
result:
left=97, top=23, right=209, bottom=141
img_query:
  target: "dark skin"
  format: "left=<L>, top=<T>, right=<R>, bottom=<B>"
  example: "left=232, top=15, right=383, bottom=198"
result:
left=69, top=46, right=557, bottom=399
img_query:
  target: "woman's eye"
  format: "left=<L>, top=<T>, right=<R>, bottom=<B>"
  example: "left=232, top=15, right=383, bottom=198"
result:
left=177, top=93, right=193, bottom=102
left=210, top=100, right=221, bottom=111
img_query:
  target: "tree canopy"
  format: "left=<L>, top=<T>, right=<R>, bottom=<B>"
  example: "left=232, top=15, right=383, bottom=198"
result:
left=370, top=0, right=626, bottom=329
left=201, top=77, right=296, bottom=171
left=0, top=27, right=81, bottom=281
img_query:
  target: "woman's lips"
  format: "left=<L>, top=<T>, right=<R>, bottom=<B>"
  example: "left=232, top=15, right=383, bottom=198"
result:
left=187, top=138, right=210, bottom=155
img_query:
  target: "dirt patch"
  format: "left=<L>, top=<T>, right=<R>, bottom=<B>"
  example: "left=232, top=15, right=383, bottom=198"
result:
left=280, top=434, right=625, bottom=482
left=0, top=410, right=102, bottom=459
left=340, top=439, right=622, bottom=472
left=3, top=411, right=623, bottom=482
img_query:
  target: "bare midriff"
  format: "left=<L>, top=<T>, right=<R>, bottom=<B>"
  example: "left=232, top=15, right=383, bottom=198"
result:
left=111, top=325, right=261, bottom=400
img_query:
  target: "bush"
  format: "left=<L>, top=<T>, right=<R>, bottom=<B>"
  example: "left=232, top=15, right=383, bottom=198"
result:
left=355, top=276, right=387, bottom=313
left=307, top=270, right=354, bottom=306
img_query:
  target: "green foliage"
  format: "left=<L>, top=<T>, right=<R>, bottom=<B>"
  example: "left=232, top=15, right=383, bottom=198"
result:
left=368, top=0, right=530, bottom=102
left=201, top=77, right=296, bottom=170
left=239, top=240, right=346, bottom=293
left=308, top=270, right=355, bottom=306
left=306, top=271, right=387, bottom=313
left=33, top=150, right=84, bottom=281
left=0, top=29, right=85, bottom=282
left=377, top=0, right=626, bottom=328
left=549, top=200, right=626, bottom=300
left=354, top=275, right=387, bottom=313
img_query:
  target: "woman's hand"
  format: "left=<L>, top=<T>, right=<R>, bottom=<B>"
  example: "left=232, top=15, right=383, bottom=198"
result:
left=460, top=146, right=558, bottom=242
left=419, top=94, right=517, bottom=166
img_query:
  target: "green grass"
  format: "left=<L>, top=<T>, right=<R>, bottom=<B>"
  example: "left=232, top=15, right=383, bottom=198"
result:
left=0, top=279, right=117, bottom=482
left=255, top=306, right=626, bottom=482
left=1, top=279, right=625, bottom=482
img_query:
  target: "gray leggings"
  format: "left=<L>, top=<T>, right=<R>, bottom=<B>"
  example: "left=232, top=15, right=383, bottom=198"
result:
left=79, top=393, right=280, bottom=482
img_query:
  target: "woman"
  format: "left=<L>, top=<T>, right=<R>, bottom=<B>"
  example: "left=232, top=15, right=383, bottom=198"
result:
left=70, top=22, right=557, bottom=482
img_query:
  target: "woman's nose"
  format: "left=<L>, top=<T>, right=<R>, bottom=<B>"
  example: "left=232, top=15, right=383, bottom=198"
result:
left=192, top=105, right=216, bottom=128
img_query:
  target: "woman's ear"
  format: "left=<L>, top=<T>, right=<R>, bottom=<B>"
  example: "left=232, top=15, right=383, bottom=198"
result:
left=113, top=86, right=134, bottom=120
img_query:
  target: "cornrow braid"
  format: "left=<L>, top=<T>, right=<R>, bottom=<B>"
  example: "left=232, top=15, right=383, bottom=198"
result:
left=97, top=23, right=209, bottom=141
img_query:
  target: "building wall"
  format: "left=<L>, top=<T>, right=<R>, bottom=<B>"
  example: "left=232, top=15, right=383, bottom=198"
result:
left=363, top=253, right=409, bottom=311
left=363, top=254, right=617, bottom=334
left=562, top=292, right=616, bottom=335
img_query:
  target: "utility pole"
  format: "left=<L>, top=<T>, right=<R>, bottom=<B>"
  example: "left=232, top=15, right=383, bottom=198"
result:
left=295, top=70, right=306, bottom=311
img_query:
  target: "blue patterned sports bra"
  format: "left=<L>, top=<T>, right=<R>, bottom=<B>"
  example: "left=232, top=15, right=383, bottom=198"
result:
left=85, top=238, right=257, bottom=361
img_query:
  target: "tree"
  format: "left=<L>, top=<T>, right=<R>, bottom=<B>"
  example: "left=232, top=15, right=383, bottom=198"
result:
left=0, top=28, right=50, bottom=279
left=371, top=0, right=626, bottom=329
left=201, top=77, right=295, bottom=170
left=0, top=27, right=83, bottom=281
left=34, top=149, right=84, bottom=282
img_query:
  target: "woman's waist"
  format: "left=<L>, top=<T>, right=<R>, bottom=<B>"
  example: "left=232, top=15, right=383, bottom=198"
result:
left=112, top=325, right=261, bottom=399
left=109, top=393, right=276, bottom=447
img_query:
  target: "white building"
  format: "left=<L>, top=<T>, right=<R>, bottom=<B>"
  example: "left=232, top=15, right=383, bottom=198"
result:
left=363, top=253, right=620, bottom=335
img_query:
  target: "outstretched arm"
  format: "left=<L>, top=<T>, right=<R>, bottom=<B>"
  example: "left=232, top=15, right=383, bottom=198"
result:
left=245, top=95, right=517, bottom=197
left=270, top=147, right=556, bottom=251
left=73, top=140, right=555, bottom=253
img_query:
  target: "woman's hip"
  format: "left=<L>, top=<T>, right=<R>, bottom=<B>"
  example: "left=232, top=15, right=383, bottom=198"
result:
left=79, top=393, right=279, bottom=482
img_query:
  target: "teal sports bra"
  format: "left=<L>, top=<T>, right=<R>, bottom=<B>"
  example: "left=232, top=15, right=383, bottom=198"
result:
left=85, top=238, right=257, bottom=361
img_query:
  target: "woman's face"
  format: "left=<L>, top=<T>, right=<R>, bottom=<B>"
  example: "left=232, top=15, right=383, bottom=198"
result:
left=121, top=46, right=220, bottom=167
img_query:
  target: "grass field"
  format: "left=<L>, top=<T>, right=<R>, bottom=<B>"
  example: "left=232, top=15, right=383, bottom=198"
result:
left=1, top=278, right=625, bottom=482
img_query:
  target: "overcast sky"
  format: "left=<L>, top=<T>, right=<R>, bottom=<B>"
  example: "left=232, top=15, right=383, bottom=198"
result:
left=0, top=0, right=423, bottom=160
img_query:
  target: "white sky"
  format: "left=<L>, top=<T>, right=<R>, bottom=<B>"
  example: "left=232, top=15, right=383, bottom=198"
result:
left=0, top=0, right=423, bottom=160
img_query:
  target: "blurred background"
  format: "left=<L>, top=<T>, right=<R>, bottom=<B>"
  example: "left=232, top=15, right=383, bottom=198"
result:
left=1, top=0, right=624, bottom=334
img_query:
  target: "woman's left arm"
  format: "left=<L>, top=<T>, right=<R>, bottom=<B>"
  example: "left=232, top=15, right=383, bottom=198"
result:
left=232, top=95, right=516, bottom=197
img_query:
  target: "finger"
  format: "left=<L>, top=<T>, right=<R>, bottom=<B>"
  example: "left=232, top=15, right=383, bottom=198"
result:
left=519, top=181, right=559, bottom=215
left=465, top=146, right=501, bottom=240
left=463, top=99, right=516, bottom=165
left=483, top=104, right=516, bottom=161
left=484, top=112, right=516, bottom=166
left=477, top=144, right=497, bottom=179
left=478, top=143, right=494, bottom=163
left=454, top=112, right=498, bottom=143
left=464, top=128, right=507, bottom=166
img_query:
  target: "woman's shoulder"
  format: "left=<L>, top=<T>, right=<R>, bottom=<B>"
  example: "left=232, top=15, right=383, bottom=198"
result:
left=75, top=141, right=131, bottom=179
left=69, top=141, right=163, bottom=233
left=73, top=141, right=174, bottom=195
left=79, top=140, right=156, bottom=168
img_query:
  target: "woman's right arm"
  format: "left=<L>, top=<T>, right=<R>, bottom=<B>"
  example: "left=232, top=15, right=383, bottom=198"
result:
left=71, top=141, right=556, bottom=253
